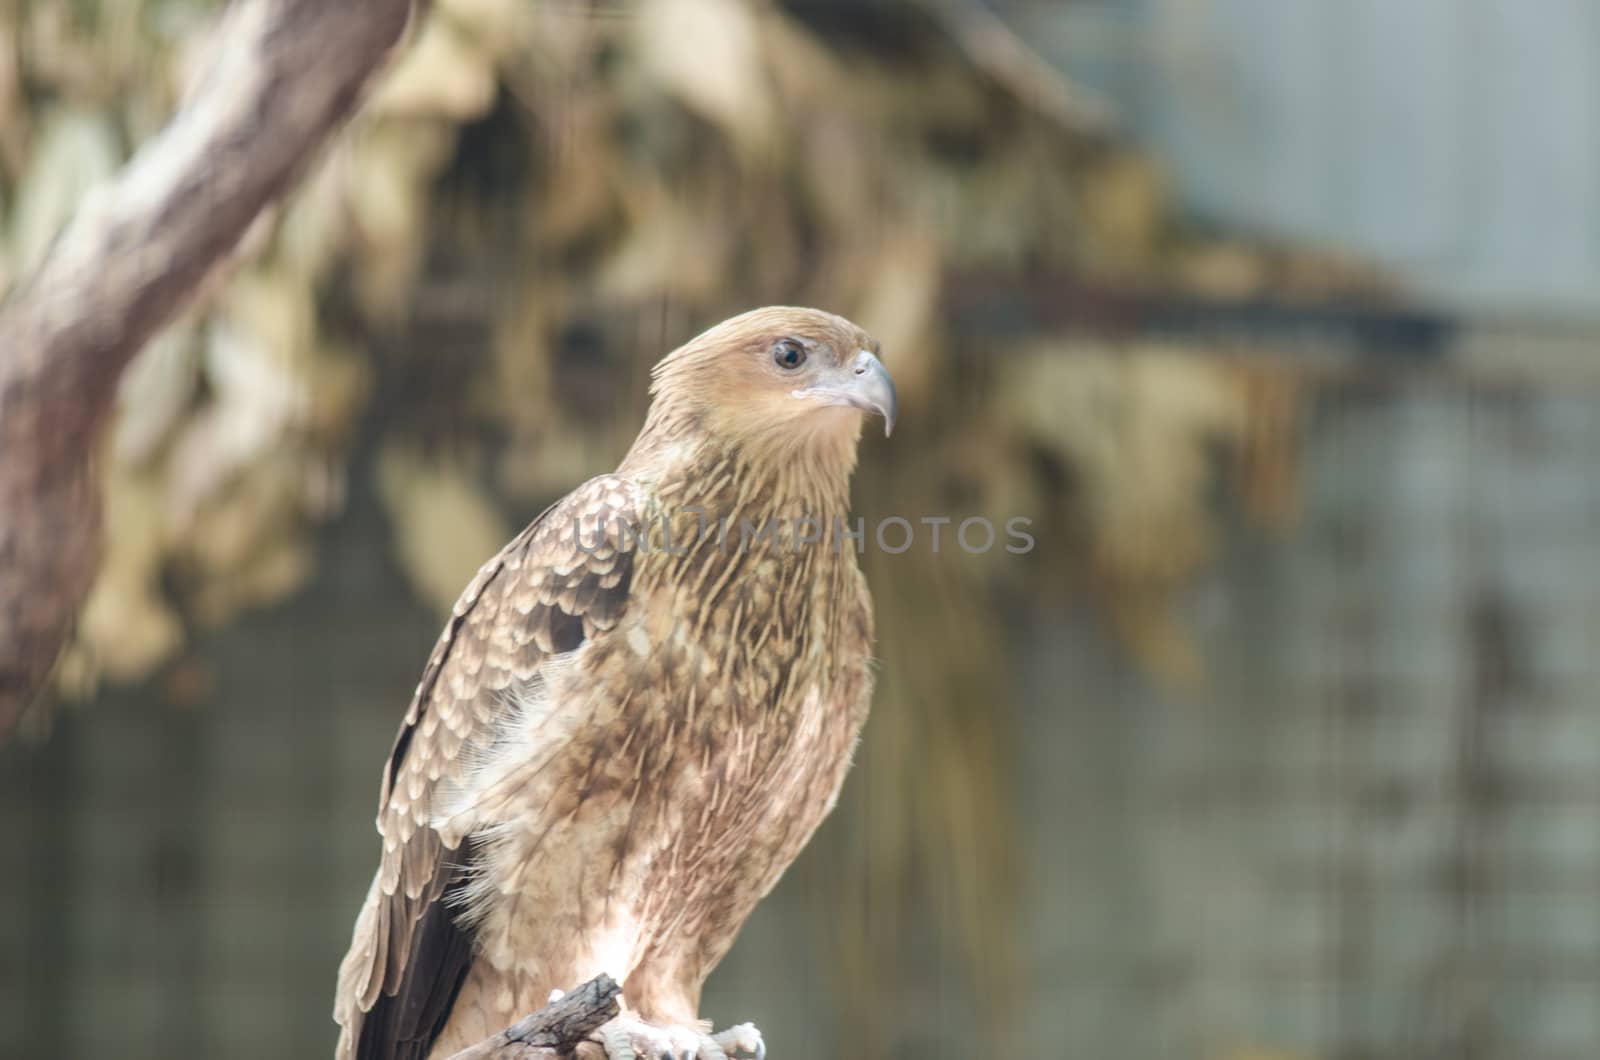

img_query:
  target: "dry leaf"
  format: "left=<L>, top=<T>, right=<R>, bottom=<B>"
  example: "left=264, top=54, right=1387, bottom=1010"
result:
left=377, top=446, right=514, bottom=616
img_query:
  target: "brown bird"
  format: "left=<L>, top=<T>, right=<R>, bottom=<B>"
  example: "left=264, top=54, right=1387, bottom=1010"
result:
left=334, top=307, right=896, bottom=1060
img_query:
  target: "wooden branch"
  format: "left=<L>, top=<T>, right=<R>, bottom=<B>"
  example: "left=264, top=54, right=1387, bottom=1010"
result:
left=444, top=975, right=623, bottom=1060
left=0, top=0, right=415, bottom=741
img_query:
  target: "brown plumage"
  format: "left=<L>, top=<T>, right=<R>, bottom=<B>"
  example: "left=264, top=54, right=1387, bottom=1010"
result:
left=334, top=307, right=897, bottom=1060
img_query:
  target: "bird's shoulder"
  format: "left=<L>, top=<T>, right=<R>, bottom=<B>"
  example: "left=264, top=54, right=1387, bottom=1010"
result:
left=379, top=472, right=647, bottom=823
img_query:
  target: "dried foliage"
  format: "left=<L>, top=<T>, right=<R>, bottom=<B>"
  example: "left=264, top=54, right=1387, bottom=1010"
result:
left=0, top=0, right=1387, bottom=1050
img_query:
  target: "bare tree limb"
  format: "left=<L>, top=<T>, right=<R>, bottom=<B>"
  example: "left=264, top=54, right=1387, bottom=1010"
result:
left=0, top=0, right=415, bottom=741
left=444, top=975, right=623, bottom=1060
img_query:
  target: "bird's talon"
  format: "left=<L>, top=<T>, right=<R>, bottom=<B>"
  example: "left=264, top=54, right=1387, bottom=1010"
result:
left=598, top=1022, right=639, bottom=1060
left=711, top=1022, right=765, bottom=1060
left=597, top=1014, right=734, bottom=1060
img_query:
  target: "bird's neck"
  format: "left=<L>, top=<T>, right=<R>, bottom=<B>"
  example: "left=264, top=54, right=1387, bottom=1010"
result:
left=621, top=422, right=858, bottom=525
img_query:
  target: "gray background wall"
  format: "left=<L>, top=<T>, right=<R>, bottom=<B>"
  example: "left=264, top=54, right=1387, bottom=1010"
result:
left=1016, top=0, right=1600, bottom=316
left=1014, top=385, right=1600, bottom=1060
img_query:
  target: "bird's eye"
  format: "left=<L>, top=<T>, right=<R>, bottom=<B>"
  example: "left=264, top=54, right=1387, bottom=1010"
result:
left=772, top=339, right=807, bottom=370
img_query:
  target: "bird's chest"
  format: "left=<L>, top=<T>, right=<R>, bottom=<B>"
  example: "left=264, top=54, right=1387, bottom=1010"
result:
left=606, top=552, right=847, bottom=747
left=584, top=542, right=860, bottom=820
left=462, top=523, right=872, bottom=994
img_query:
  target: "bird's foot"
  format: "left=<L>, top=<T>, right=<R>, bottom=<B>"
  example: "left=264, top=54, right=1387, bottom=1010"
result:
left=712, top=1022, right=765, bottom=1060
left=594, top=1013, right=765, bottom=1060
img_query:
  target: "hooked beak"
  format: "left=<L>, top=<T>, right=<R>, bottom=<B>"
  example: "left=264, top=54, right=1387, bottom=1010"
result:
left=794, top=350, right=899, bottom=438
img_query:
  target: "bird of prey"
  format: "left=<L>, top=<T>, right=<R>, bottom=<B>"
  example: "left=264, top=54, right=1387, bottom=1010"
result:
left=334, top=307, right=897, bottom=1060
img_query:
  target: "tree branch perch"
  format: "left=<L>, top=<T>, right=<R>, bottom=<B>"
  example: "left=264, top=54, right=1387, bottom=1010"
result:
left=444, top=975, right=623, bottom=1060
left=0, top=0, right=415, bottom=741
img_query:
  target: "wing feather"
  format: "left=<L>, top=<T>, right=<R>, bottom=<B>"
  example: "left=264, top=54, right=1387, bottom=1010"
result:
left=335, top=475, right=641, bottom=1060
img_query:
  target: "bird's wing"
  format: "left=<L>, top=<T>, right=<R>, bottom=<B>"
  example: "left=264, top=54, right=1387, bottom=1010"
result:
left=334, top=474, right=640, bottom=1060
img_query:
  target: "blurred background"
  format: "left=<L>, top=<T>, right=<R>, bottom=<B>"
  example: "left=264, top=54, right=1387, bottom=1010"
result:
left=3, top=1, right=1599, bottom=1059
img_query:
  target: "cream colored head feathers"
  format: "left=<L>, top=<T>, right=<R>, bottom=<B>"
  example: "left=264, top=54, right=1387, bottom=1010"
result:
left=642, top=307, right=897, bottom=466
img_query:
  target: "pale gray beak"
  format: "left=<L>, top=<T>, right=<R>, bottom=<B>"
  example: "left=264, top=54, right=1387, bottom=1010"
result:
left=794, top=350, right=899, bottom=437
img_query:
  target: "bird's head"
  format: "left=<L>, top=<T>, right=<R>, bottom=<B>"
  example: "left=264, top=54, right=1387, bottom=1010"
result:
left=643, top=306, right=897, bottom=470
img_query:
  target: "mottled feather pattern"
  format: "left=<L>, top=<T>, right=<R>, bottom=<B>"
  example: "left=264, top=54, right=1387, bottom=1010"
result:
left=335, top=307, right=883, bottom=1060
left=336, top=476, right=642, bottom=1058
